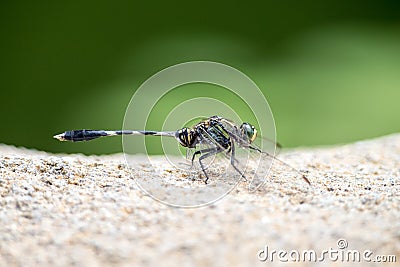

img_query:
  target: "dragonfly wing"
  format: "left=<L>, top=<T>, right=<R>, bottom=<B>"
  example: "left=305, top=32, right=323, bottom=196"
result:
left=216, top=117, right=281, bottom=154
left=214, top=121, right=309, bottom=191
left=189, top=130, right=243, bottom=187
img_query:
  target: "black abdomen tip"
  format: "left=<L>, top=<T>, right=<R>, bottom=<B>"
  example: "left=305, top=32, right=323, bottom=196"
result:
left=64, top=130, right=107, bottom=142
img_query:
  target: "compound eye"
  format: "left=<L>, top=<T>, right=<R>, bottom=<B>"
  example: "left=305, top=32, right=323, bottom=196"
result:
left=241, top=123, right=257, bottom=143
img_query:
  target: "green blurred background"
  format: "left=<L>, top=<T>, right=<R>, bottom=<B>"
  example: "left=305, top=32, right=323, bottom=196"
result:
left=1, top=1, right=399, bottom=154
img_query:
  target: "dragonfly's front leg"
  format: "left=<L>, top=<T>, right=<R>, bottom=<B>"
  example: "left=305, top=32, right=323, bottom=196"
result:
left=229, top=140, right=247, bottom=182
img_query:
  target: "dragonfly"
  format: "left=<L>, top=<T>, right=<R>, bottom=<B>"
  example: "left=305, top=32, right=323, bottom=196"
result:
left=54, top=115, right=310, bottom=185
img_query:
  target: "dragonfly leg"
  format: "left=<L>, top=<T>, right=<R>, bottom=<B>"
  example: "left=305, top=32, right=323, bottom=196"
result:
left=230, top=140, right=247, bottom=182
left=224, top=147, right=240, bottom=165
left=198, top=148, right=222, bottom=184
left=191, top=147, right=217, bottom=166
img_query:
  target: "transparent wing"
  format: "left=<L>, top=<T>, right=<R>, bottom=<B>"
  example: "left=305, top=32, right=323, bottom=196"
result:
left=214, top=120, right=310, bottom=192
left=259, top=136, right=282, bottom=154
left=242, top=147, right=311, bottom=192
left=188, top=129, right=243, bottom=187
left=215, top=118, right=281, bottom=154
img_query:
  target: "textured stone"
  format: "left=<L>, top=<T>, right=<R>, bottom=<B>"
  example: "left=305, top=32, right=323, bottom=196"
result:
left=0, top=135, right=399, bottom=266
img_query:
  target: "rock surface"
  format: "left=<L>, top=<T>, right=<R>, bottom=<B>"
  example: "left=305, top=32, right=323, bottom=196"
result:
left=0, top=134, right=399, bottom=266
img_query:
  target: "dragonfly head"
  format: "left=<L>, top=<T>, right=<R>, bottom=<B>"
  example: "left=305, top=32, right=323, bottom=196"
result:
left=175, top=127, right=198, bottom=148
left=240, top=123, right=257, bottom=143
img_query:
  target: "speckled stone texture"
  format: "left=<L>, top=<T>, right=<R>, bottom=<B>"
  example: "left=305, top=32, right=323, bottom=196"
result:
left=0, top=134, right=399, bottom=266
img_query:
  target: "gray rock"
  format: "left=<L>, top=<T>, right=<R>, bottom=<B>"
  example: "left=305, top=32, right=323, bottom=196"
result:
left=0, top=134, right=399, bottom=266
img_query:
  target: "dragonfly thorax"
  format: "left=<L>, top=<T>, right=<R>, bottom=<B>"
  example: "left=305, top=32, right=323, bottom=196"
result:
left=175, top=127, right=198, bottom=148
